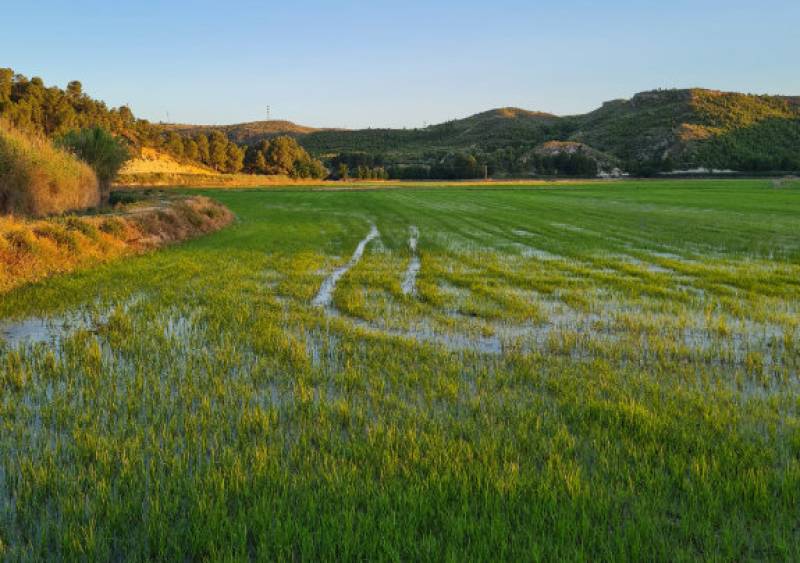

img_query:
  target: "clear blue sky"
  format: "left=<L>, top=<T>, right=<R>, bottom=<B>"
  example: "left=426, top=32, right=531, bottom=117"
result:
left=2, top=0, right=798, bottom=128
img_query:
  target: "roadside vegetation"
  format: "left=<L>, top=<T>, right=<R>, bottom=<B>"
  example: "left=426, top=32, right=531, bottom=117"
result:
left=0, top=179, right=797, bottom=559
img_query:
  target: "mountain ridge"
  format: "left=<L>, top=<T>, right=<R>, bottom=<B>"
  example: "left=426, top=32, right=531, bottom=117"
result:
left=165, top=87, right=799, bottom=145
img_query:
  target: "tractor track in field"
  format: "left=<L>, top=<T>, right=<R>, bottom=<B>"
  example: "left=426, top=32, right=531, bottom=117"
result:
left=312, top=224, right=380, bottom=308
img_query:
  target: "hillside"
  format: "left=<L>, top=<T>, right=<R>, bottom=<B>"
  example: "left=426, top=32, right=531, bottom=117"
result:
left=164, top=120, right=324, bottom=144
left=569, top=89, right=800, bottom=170
left=198, top=89, right=800, bottom=175
left=299, top=89, right=800, bottom=174
left=120, top=147, right=217, bottom=177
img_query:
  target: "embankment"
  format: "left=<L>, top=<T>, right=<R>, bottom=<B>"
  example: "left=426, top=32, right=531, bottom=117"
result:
left=0, top=195, right=233, bottom=293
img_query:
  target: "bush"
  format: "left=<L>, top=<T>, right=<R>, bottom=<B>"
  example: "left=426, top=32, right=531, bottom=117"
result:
left=174, top=203, right=205, bottom=229
left=0, top=119, right=100, bottom=216
left=61, top=216, right=99, bottom=240
left=57, top=127, right=130, bottom=205
left=99, top=217, right=126, bottom=239
left=109, top=191, right=142, bottom=206
left=201, top=205, right=223, bottom=220
left=32, top=223, right=79, bottom=252
left=4, top=229, right=37, bottom=253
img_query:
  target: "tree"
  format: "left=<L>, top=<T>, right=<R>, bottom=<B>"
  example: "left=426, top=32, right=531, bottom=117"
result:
left=291, top=155, right=327, bottom=179
left=254, top=152, right=268, bottom=174
left=338, top=162, right=349, bottom=180
left=264, top=136, right=303, bottom=175
left=208, top=131, right=228, bottom=171
left=166, top=132, right=184, bottom=158
left=118, top=105, right=134, bottom=126
left=244, top=146, right=268, bottom=174
left=66, top=80, right=83, bottom=98
left=243, top=146, right=261, bottom=173
left=184, top=138, right=200, bottom=161
left=0, top=68, right=13, bottom=106
left=195, top=134, right=210, bottom=164
left=225, top=143, right=245, bottom=173
left=57, top=127, right=130, bottom=205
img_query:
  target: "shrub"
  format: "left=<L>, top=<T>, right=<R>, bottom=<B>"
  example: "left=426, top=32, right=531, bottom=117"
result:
left=156, top=210, right=178, bottom=226
left=61, top=216, right=98, bottom=240
left=201, top=205, right=223, bottom=220
left=109, top=191, right=141, bottom=207
left=32, top=223, right=79, bottom=252
left=174, top=203, right=205, bottom=229
left=0, top=119, right=100, bottom=216
left=99, top=217, right=126, bottom=239
left=57, top=127, right=130, bottom=205
left=4, top=229, right=37, bottom=253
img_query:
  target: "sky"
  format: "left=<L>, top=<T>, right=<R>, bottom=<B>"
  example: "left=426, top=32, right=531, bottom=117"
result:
left=2, top=0, right=799, bottom=128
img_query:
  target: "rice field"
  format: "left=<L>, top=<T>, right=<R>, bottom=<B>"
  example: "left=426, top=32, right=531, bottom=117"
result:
left=1, top=179, right=799, bottom=560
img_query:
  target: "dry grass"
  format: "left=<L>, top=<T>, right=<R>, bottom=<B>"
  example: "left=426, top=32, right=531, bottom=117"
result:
left=120, top=147, right=217, bottom=176
left=118, top=148, right=296, bottom=187
left=0, top=119, right=99, bottom=216
left=118, top=148, right=335, bottom=187
left=0, top=195, right=233, bottom=293
left=115, top=171, right=303, bottom=188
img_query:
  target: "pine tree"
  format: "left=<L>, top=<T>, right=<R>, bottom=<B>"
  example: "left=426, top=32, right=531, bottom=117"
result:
left=195, top=134, right=210, bottom=164
left=225, top=143, right=245, bottom=173
left=208, top=131, right=228, bottom=171
left=184, top=138, right=200, bottom=161
left=166, top=132, right=184, bottom=158
left=254, top=152, right=267, bottom=174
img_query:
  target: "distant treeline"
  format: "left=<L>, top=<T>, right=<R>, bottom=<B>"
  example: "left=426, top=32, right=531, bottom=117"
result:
left=328, top=149, right=602, bottom=180
left=158, top=131, right=325, bottom=178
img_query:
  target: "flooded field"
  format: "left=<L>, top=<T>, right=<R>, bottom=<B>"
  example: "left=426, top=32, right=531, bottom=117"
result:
left=1, top=180, right=799, bottom=560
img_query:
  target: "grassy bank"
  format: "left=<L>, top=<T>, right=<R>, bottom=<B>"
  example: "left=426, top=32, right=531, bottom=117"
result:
left=0, top=179, right=798, bottom=559
left=0, top=195, right=233, bottom=293
left=0, top=120, right=99, bottom=216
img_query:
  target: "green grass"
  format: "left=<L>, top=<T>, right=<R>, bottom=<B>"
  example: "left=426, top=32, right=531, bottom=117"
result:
left=1, top=179, right=799, bottom=560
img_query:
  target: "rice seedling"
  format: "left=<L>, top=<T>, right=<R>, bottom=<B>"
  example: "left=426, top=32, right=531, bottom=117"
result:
left=0, top=179, right=798, bottom=560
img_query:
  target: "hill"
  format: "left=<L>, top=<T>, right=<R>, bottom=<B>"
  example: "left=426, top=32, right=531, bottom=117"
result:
left=569, top=88, right=800, bottom=171
left=164, top=120, right=324, bottom=144
left=298, top=107, right=562, bottom=158
left=203, top=89, right=799, bottom=176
